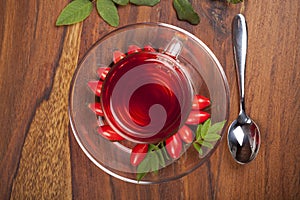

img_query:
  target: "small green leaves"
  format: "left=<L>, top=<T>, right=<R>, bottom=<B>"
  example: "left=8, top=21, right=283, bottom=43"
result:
left=156, top=148, right=165, bottom=167
left=130, top=0, right=160, bottom=6
left=136, top=144, right=167, bottom=182
left=201, top=140, right=214, bottom=149
left=56, top=0, right=243, bottom=27
left=193, top=119, right=226, bottom=154
left=135, top=118, right=226, bottom=181
left=200, top=118, right=211, bottom=138
left=207, top=120, right=226, bottom=135
left=96, top=0, right=119, bottom=27
left=203, top=133, right=221, bottom=142
left=136, top=154, right=151, bottom=181
left=193, top=142, right=201, bottom=153
left=173, top=0, right=200, bottom=25
left=56, top=0, right=93, bottom=26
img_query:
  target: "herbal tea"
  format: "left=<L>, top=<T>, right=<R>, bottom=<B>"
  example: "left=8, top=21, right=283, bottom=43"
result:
left=101, top=51, right=193, bottom=143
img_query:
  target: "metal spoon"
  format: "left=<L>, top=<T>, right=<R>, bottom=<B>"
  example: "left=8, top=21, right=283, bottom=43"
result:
left=227, top=14, right=261, bottom=164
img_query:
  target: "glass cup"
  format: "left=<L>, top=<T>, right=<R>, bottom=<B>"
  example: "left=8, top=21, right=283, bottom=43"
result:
left=101, top=34, right=194, bottom=144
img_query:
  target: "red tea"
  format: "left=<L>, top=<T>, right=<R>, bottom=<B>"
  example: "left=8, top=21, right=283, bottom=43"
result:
left=101, top=51, right=193, bottom=143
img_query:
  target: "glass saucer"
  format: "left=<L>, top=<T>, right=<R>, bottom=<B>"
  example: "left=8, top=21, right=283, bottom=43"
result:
left=69, top=22, right=230, bottom=184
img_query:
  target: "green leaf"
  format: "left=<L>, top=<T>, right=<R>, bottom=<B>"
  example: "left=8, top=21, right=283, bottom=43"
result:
left=201, top=119, right=211, bottom=138
left=137, top=155, right=151, bottom=174
left=130, top=0, right=160, bottom=6
left=193, top=120, right=227, bottom=155
left=56, top=0, right=93, bottom=26
left=201, top=140, right=213, bottom=149
left=136, top=149, right=162, bottom=181
left=193, top=142, right=203, bottom=155
left=198, top=147, right=203, bottom=155
left=193, top=142, right=201, bottom=152
left=173, top=0, right=200, bottom=25
left=203, top=133, right=221, bottom=142
left=96, top=0, right=119, bottom=27
left=196, top=124, right=202, bottom=141
left=207, top=120, right=226, bottom=135
left=149, top=152, right=160, bottom=173
left=149, top=144, right=157, bottom=151
left=113, top=0, right=129, bottom=5
left=227, top=0, right=243, bottom=4
left=136, top=172, right=147, bottom=182
left=156, top=149, right=165, bottom=167
left=161, top=146, right=170, bottom=160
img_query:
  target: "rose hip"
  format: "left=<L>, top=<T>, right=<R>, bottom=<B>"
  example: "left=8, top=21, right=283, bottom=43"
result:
left=88, top=80, right=103, bottom=96
left=178, top=125, right=194, bottom=144
left=88, top=103, right=104, bottom=116
left=166, top=133, right=182, bottom=159
left=130, top=144, right=149, bottom=166
left=97, top=125, right=124, bottom=141
left=97, top=67, right=110, bottom=81
left=192, top=95, right=211, bottom=110
left=113, top=50, right=126, bottom=64
left=128, top=45, right=142, bottom=54
left=185, top=110, right=210, bottom=125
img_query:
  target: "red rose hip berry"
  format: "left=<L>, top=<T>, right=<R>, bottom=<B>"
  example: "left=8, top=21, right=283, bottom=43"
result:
left=178, top=125, right=194, bottom=144
left=166, top=133, right=183, bottom=159
left=130, top=144, right=149, bottom=166
left=192, top=95, right=211, bottom=110
left=97, top=125, right=124, bottom=141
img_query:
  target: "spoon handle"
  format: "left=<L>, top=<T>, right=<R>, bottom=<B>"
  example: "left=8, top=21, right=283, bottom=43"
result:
left=232, top=14, right=248, bottom=114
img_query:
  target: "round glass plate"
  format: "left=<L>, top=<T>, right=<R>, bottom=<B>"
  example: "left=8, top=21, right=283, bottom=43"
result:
left=69, top=22, right=230, bottom=184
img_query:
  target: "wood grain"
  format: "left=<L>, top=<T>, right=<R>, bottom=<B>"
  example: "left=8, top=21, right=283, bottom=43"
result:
left=0, top=0, right=71, bottom=198
left=10, top=23, right=82, bottom=199
left=0, top=0, right=299, bottom=199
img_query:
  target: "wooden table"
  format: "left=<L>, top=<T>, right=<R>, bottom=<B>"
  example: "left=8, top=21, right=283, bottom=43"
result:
left=1, top=0, right=299, bottom=199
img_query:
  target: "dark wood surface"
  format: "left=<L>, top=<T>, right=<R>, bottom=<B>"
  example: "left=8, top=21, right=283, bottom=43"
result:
left=1, top=0, right=299, bottom=199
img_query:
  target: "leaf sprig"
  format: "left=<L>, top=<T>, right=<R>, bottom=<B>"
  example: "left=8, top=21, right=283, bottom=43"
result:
left=136, top=143, right=169, bottom=181
left=56, top=0, right=161, bottom=27
left=193, top=119, right=226, bottom=155
left=56, top=0, right=243, bottom=27
left=136, top=119, right=226, bottom=181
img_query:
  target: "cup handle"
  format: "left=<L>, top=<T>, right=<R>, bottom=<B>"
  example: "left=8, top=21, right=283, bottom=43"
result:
left=163, top=33, right=187, bottom=59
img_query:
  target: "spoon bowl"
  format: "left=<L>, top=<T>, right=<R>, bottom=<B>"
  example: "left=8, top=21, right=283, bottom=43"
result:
left=228, top=112, right=260, bottom=164
left=227, top=14, right=261, bottom=164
